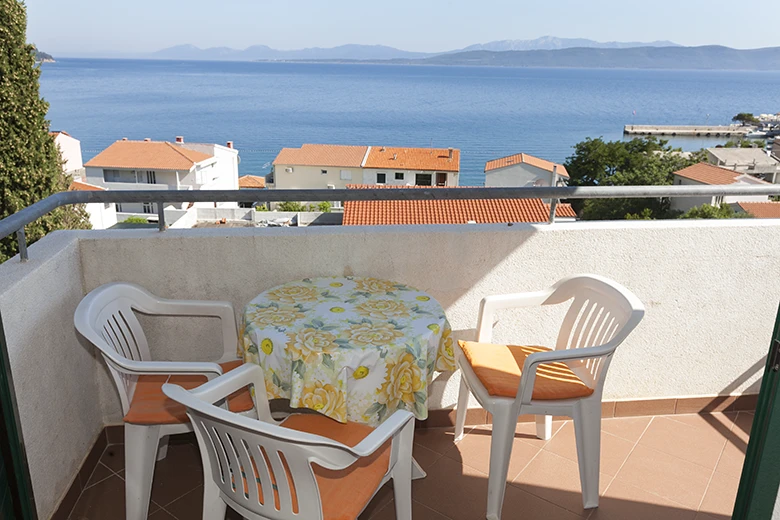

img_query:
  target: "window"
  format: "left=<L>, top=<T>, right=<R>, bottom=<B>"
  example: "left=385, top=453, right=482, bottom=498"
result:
left=142, top=202, right=154, bottom=214
left=115, top=203, right=123, bottom=212
left=145, top=170, right=156, bottom=184
left=415, top=173, right=432, bottom=186
left=377, top=173, right=386, bottom=184
left=103, top=169, right=136, bottom=183
left=395, top=172, right=404, bottom=180
left=321, top=169, right=328, bottom=175
left=103, top=203, right=111, bottom=210
left=340, top=170, right=352, bottom=180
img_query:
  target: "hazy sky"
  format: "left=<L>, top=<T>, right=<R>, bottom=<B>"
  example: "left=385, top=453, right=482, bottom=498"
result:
left=27, top=0, right=779, bottom=55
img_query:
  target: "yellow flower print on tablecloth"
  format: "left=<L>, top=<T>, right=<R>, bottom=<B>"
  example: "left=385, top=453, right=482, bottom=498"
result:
left=379, top=352, right=424, bottom=411
left=435, top=326, right=456, bottom=372
left=346, top=322, right=404, bottom=347
left=355, top=278, right=398, bottom=294
left=355, top=299, right=410, bottom=320
left=246, top=305, right=305, bottom=328
left=287, top=328, right=338, bottom=362
left=300, top=381, right=347, bottom=422
left=267, top=285, right=320, bottom=304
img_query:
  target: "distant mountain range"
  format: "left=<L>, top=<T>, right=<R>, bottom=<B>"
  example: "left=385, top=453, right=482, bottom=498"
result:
left=150, top=36, right=681, bottom=61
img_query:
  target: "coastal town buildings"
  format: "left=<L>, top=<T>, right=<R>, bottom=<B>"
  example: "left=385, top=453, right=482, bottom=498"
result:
left=67, top=179, right=117, bottom=229
left=483, top=152, right=569, bottom=188
left=671, top=162, right=770, bottom=213
left=342, top=185, right=576, bottom=225
left=269, top=144, right=460, bottom=193
left=735, top=201, right=780, bottom=218
left=705, top=147, right=780, bottom=183
left=50, top=131, right=84, bottom=175
left=83, top=136, right=239, bottom=214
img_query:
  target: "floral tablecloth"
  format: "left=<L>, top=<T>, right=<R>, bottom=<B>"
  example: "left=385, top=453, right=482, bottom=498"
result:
left=240, top=276, right=455, bottom=426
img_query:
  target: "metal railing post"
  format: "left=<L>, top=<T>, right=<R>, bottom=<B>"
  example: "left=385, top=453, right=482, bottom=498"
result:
left=548, top=200, right=558, bottom=224
left=15, top=229, right=28, bottom=263
left=157, top=203, right=166, bottom=232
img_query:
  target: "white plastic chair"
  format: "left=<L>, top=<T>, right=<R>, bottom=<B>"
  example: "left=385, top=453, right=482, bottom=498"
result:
left=454, top=274, right=644, bottom=519
left=74, top=282, right=250, bottom=520
left=163, top=363, right=415, bottom=520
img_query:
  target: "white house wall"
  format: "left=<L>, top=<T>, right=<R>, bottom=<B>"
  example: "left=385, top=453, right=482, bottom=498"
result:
left=484, top=163, right=560, bottom=188
left=55, top=133, right=84, bottom=173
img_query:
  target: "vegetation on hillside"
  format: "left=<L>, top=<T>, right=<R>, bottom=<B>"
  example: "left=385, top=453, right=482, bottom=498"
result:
left=678, top=204, right=752, bottom=219
left=0, top=0, right=89, bottom=262
left=732, top=113, right=760, bottom=125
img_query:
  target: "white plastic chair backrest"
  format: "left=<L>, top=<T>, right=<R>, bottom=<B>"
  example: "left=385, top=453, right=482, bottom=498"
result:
left=163, top=364, right=364, bottom=520
left=543, top=275, right=644, bottom=390
left=74, top=283, right=158, bottom=414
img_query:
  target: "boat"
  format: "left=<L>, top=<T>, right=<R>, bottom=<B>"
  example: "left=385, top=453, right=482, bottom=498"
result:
left=745, top=130, right=768, bottom=138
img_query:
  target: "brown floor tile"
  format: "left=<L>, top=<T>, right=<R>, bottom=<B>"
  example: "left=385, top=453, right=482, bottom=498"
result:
left=728, top=394, right=758, bottom=412
left=638, top=416, right=727, bottom=470
left=98, top=444, right=125, bottom=474
left=413, top=443, right=443, bottom=472
left=369, top=499, right=451, bottom=520
left=161, top=484, right=203, bottom=520
left=693, top=513, right=723, bottom=520
left=601, top=402, right=616, bottom=419
left=52, top=475, right=82, bottom=520
left=614, top=444, right=712, bottom=509
left=599, top=416, right=651, bottom=443
left=699, top=471, right=740, bottom=519
left=511, top=449, right=611, bottom=516
left=501, top=483, right=584, bottom=520
left=588, top=478, right=696, bottom=520
left=514, top=420, right=567, bottom=448
left=443, top=424, right=541, bottom=479
left=674, top=396, right=737, bottom=414
left=149, top=441, right=204, bottom=507
left=413, top=427, right=463, bottom=455
left=67, top=474, right=124, bottom=520
left=358, top=482, right=394, bottom=520
left=411, top=455, right=492, bottom=520
left=83, top=463, right=115, bottom=489
left=716, top=441, right=746, bottom=478
left=543, top=422, right=635, bottom=477
left=147, top=509, right=177, bottom=519
left=731, top=411, right=754, bottom=442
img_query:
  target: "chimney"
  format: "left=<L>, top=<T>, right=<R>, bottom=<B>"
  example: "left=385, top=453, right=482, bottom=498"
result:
left=175, top=136, right=184, bottom=143
left=121, top=137, right=128, bottom=141
left=143, top=138, right=151, bottom=142
left=226, top=141, right=233, bottom=149
left=448, top=147, right=453, bottom=159
left=393, top=153, right=397, bottom=160
left=552, top=164, right=558, bottom=187
left=380, top=146, right=385, bottom=152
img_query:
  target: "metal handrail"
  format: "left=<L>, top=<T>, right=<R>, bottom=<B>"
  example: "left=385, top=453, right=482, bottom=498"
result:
left=2, top=184, right=780, bottom=262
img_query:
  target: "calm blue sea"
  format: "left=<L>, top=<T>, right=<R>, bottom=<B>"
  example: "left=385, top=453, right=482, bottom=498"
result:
left=39, top=59, right=780, bottom=186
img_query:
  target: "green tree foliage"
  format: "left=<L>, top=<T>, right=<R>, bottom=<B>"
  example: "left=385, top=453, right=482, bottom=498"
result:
left=316, top=201, right=331, bottom=213
left=678, top=203, right=752, bottom=220
left=564, top=137, right=697, bottom=220
left=276, top=201, right=307, bottom=212
left=0, top=0, right=89, bottom=262
left=723, top=139, right=765, bottom=149
left=732, top=113, right=760, bottom=125
left=122, top=216, right=150, bottom=224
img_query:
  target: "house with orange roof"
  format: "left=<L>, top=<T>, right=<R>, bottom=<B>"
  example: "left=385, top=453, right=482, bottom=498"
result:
left=343, top=185, right=576, bottom=226
left=671, top=162, right=770, bottom=213
left=50, top=131, right=84, bottom=174
left=484, top=152, right=569, bottom=189
left=67, top=180, right=118, bottom=229
left=84, top=136, right=239, bottom=214
left=270, top=144, right=460, bottom=199
left=735, top=201, right=780, bottom=218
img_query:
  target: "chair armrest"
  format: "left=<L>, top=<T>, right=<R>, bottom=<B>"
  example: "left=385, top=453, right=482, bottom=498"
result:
left=349, top=410, right=415, bottom=458
left=133, top=298, right=239, bottom=363
left=476, top=290, right=553, bottom=342
left=105, top=356, right=224, bottom=379
left=188, top=363, right=274, bottom=421
left=516, top=345, right=613, bottom=404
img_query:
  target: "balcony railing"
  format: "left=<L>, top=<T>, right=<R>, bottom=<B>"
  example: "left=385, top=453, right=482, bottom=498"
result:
left=3, top=184, right=780, bottom=261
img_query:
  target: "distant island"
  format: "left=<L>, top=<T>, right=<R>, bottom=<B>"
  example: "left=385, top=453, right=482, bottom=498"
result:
left=34, top=49, right=54, bottom=63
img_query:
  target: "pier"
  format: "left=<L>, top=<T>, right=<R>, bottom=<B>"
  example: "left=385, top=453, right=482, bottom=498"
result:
left=623, top=124, right=750, bottom=137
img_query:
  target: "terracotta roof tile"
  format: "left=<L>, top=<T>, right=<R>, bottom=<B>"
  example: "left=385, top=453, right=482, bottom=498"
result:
left=737, top=202, right=780, bottom=218
left=68, top=180, right=106, bottom=192
left=673, top=162, right=745, bottom=185
left=485, top=153, right=569, bottom=178
left=363, top=147, right=460, bottom=172
left=238, top=175, right=266, bottom=189
left=84, top=140, right=212, bottom=170
left=343, top=185, right=575, bottom=225
left=273, top=144, right=368, bottom=168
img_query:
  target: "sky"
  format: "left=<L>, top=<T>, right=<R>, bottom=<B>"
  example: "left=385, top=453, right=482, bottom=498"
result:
left=27, top=0, right=780, bottom=56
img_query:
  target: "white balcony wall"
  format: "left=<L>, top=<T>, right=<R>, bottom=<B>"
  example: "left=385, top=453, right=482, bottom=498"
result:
left=2, top=219, right=780, bottom=517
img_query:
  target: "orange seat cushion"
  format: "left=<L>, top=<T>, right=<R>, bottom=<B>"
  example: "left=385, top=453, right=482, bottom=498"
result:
left=124, top=360, right=254, bottom=425
left=458, top=341, right=594, bottom=400
left=280, top=414, right=391, bottom=520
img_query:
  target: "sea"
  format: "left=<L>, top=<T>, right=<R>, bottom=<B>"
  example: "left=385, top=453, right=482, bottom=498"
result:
left=39, top=59, right=780, bottom=186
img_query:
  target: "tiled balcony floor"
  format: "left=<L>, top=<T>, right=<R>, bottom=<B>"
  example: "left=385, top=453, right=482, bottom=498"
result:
left=66, top=412, right=752, bottom=520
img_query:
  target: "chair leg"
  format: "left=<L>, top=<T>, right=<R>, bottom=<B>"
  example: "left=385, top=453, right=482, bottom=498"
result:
left=393, top=420, right=415, bottom=520
left=486, top=410, right=515, bottom=520
left=125, top=423, right=161, bottom=520
left=454, top=376, right=470, bottom=442
left=202, top=477, right=227, bottom=520
left=573, top=401, right=602, bottom=509
left=156, top=435, right=169, bottom=461
left=535, top=415, right=552, bottom=440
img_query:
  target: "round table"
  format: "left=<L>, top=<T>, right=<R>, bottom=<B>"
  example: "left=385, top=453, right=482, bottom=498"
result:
left=240, top=276, right=455, bottom=426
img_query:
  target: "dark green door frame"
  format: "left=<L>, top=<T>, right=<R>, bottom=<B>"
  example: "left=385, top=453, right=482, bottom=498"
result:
left=733, top=302, right=780, bottom=519
left=0, top=313, right=37, bottom=519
